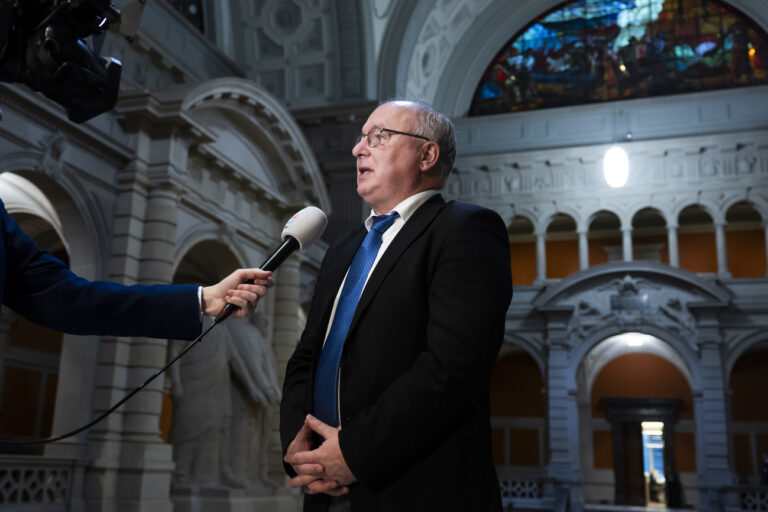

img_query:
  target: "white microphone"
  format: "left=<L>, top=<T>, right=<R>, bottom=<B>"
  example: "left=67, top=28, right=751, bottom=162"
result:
left=216, top=206, right=327, bottom=322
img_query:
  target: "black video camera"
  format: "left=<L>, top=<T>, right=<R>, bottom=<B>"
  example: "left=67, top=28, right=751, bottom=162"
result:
left=0, top=0, right=122, bottom=123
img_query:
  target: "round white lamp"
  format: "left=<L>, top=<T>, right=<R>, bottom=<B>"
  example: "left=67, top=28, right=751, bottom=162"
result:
left=603, top=145, right=629, bottom=188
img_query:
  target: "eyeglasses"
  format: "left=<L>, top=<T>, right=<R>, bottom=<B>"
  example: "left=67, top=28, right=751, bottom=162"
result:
left=355, top=127, right=430, bottom=148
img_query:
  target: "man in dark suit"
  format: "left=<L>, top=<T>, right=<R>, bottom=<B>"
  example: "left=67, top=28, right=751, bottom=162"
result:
left=280, top=100, right=512, bottom=511
left=0, top=198, right=271, bottom=340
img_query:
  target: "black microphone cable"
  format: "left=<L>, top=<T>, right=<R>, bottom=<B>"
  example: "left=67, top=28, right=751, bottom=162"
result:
left=0, top=316, right=224, bottom=448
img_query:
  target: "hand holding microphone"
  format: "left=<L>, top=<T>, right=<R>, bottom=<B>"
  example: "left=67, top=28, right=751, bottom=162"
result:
left=201, top=268, right=274, bottom=319
left=214, top=206, right=328, bottom=323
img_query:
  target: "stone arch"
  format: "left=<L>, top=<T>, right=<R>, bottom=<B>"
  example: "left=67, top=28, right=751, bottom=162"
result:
left=535, top=260, right=730, bottom=358
left=0, top=173, right=67, bottom=250
left=501, top=334, right=546, bottom=378
left=0, top=158, right=105, bottom=280
left=0, top=165, right=107, bottom=455
left=724, top=195, right=768, bottom=222
left=586, top=207, right=623, bottom=230
left=672, top=201, right=721, bottom=225
left=181, top=77, right=331, bottom=213
left=376, top=1, right=431, bottom=101
left=630, top=205, right=669, bottom=227
left=725, top=330, right=768, bottom=376
left=506, top=208, right=537, bottom=229
left=538, top=208, right=580, bottom=235
left=173, top=223, right=250, bottom=277
left=573, top=327, right=698, bottom=398
left=535, top=260, right=729, bottom=305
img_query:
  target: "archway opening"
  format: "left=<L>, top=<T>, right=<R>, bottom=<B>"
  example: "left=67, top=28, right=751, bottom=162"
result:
left=490, top=345, right=546, bottom=501
left=588, top=210, right=622, bottom=266
left=546, top=213, right=578, bottom=279
left=725, top=201, right=766, bottom=278
left=678, top=204, right=716, bottom=273
left=0, top=212, right=68, bottom=454
left=632, top=207, right=669, bottom=263
left=580, top=332, right=697, bottom=508
left=168, top=239, right=281, bottom=491
left=729, top=340, right=768, bottom=485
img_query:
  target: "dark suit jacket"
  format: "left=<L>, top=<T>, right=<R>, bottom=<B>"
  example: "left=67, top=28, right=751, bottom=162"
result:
left=1, top=198, right=201, bottom=340
left=281, top=194, right=512, bottom=511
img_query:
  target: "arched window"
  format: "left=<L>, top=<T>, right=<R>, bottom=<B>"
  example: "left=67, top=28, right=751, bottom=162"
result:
left=470, top=0, right=768, bottom=116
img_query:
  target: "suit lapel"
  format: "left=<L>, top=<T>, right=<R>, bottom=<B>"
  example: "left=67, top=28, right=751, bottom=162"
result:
left=347, top=194, right=447, bottom=335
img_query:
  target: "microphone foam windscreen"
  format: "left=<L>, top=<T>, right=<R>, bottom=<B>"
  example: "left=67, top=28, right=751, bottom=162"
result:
left=281, top=206, right=328, bottom=249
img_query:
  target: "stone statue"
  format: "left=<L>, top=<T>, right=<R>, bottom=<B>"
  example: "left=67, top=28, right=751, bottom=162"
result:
left=168, top=315, right=280, bottom=489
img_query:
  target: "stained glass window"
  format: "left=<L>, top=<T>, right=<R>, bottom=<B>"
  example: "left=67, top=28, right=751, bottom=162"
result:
left=469, top=0, right=768, bottom=116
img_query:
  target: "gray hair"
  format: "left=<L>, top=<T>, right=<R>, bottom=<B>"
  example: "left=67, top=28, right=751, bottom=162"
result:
left=387, top=100, right=456, bottom=179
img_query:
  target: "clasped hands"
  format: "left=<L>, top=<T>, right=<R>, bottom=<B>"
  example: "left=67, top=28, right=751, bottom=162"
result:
left=284, top=414, right=357, bottom=496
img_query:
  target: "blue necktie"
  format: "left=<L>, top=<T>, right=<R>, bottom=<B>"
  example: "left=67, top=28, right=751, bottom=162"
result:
left=313, top=212, right=399, bottom=426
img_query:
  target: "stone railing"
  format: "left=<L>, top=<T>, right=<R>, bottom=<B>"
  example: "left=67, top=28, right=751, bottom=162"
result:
left=737, top=486, right=768, bottom=511
left=0, top=455, right=85, bottom=512
left=497, top=467, right=556, bottom=511
left=724, top=485, right=768, bottom=512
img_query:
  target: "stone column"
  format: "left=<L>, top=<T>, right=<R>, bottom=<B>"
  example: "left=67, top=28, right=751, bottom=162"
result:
left=271, top=258, right=301, bottom=386
left=578, top=230, right=589, bottom=271
left=117, top=184, right=180, bottom=511
left=667, top=223, right=679, bottom=267
left=622, top=228, right=633, bottom=262
left=84, top=159, right=182, bottom=512
left=536, top=231, right=547, bottom=281
left=84, top=162, right=152, bottom=510
left=0, top=307, right=15, bottom=405
left=764, top=220, right=768, bottom=277
left=540, top=310, right=584, bottom=511
left=714, top=222, right=730, bottom=277
left=695, top=341, right=737, bottom=509
left=270, top=257, right=301, bottom=490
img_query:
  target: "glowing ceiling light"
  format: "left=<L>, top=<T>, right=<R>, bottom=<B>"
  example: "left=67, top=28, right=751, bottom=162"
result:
left=603, top=145, right=629, bottom=188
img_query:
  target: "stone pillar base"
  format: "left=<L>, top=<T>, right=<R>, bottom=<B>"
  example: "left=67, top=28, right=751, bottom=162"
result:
left=172, top=486, right=296, bottom=512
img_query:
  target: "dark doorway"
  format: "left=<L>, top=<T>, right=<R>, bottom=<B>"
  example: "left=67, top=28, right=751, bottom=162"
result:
left=601, top=398, right=684, bottom=508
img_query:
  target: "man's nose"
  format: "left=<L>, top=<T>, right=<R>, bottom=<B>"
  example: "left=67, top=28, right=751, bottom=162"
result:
left=352, top=136, right=369, bottom=157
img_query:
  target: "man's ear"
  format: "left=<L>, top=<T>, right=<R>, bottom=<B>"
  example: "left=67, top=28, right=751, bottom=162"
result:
left=419, top=141, right=440, bottom=172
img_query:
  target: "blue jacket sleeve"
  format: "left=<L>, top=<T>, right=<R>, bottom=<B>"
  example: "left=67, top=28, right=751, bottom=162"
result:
left=1, top=201, right=201, bottom=340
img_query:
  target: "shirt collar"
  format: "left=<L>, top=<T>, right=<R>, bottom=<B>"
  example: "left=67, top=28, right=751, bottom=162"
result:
left=364, top=189, right=441, bottom=231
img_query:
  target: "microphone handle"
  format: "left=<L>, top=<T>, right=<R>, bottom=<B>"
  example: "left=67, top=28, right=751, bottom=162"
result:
left=215, top=236, right=300, bottom=323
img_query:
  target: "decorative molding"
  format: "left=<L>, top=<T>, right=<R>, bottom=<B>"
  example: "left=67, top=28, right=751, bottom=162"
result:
left=567, top=275, right=697, bottom=345
left=446, top=130, right=768, bottom=235
left=242, top=0, right=349, bottom=109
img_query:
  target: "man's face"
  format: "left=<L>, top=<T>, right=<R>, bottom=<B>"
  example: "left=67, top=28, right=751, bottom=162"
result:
left=352, top=103, right=427, bottom=214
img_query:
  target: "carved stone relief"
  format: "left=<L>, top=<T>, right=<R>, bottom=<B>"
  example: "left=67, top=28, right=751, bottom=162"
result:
left=565, top=274, right=698, bottom=347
